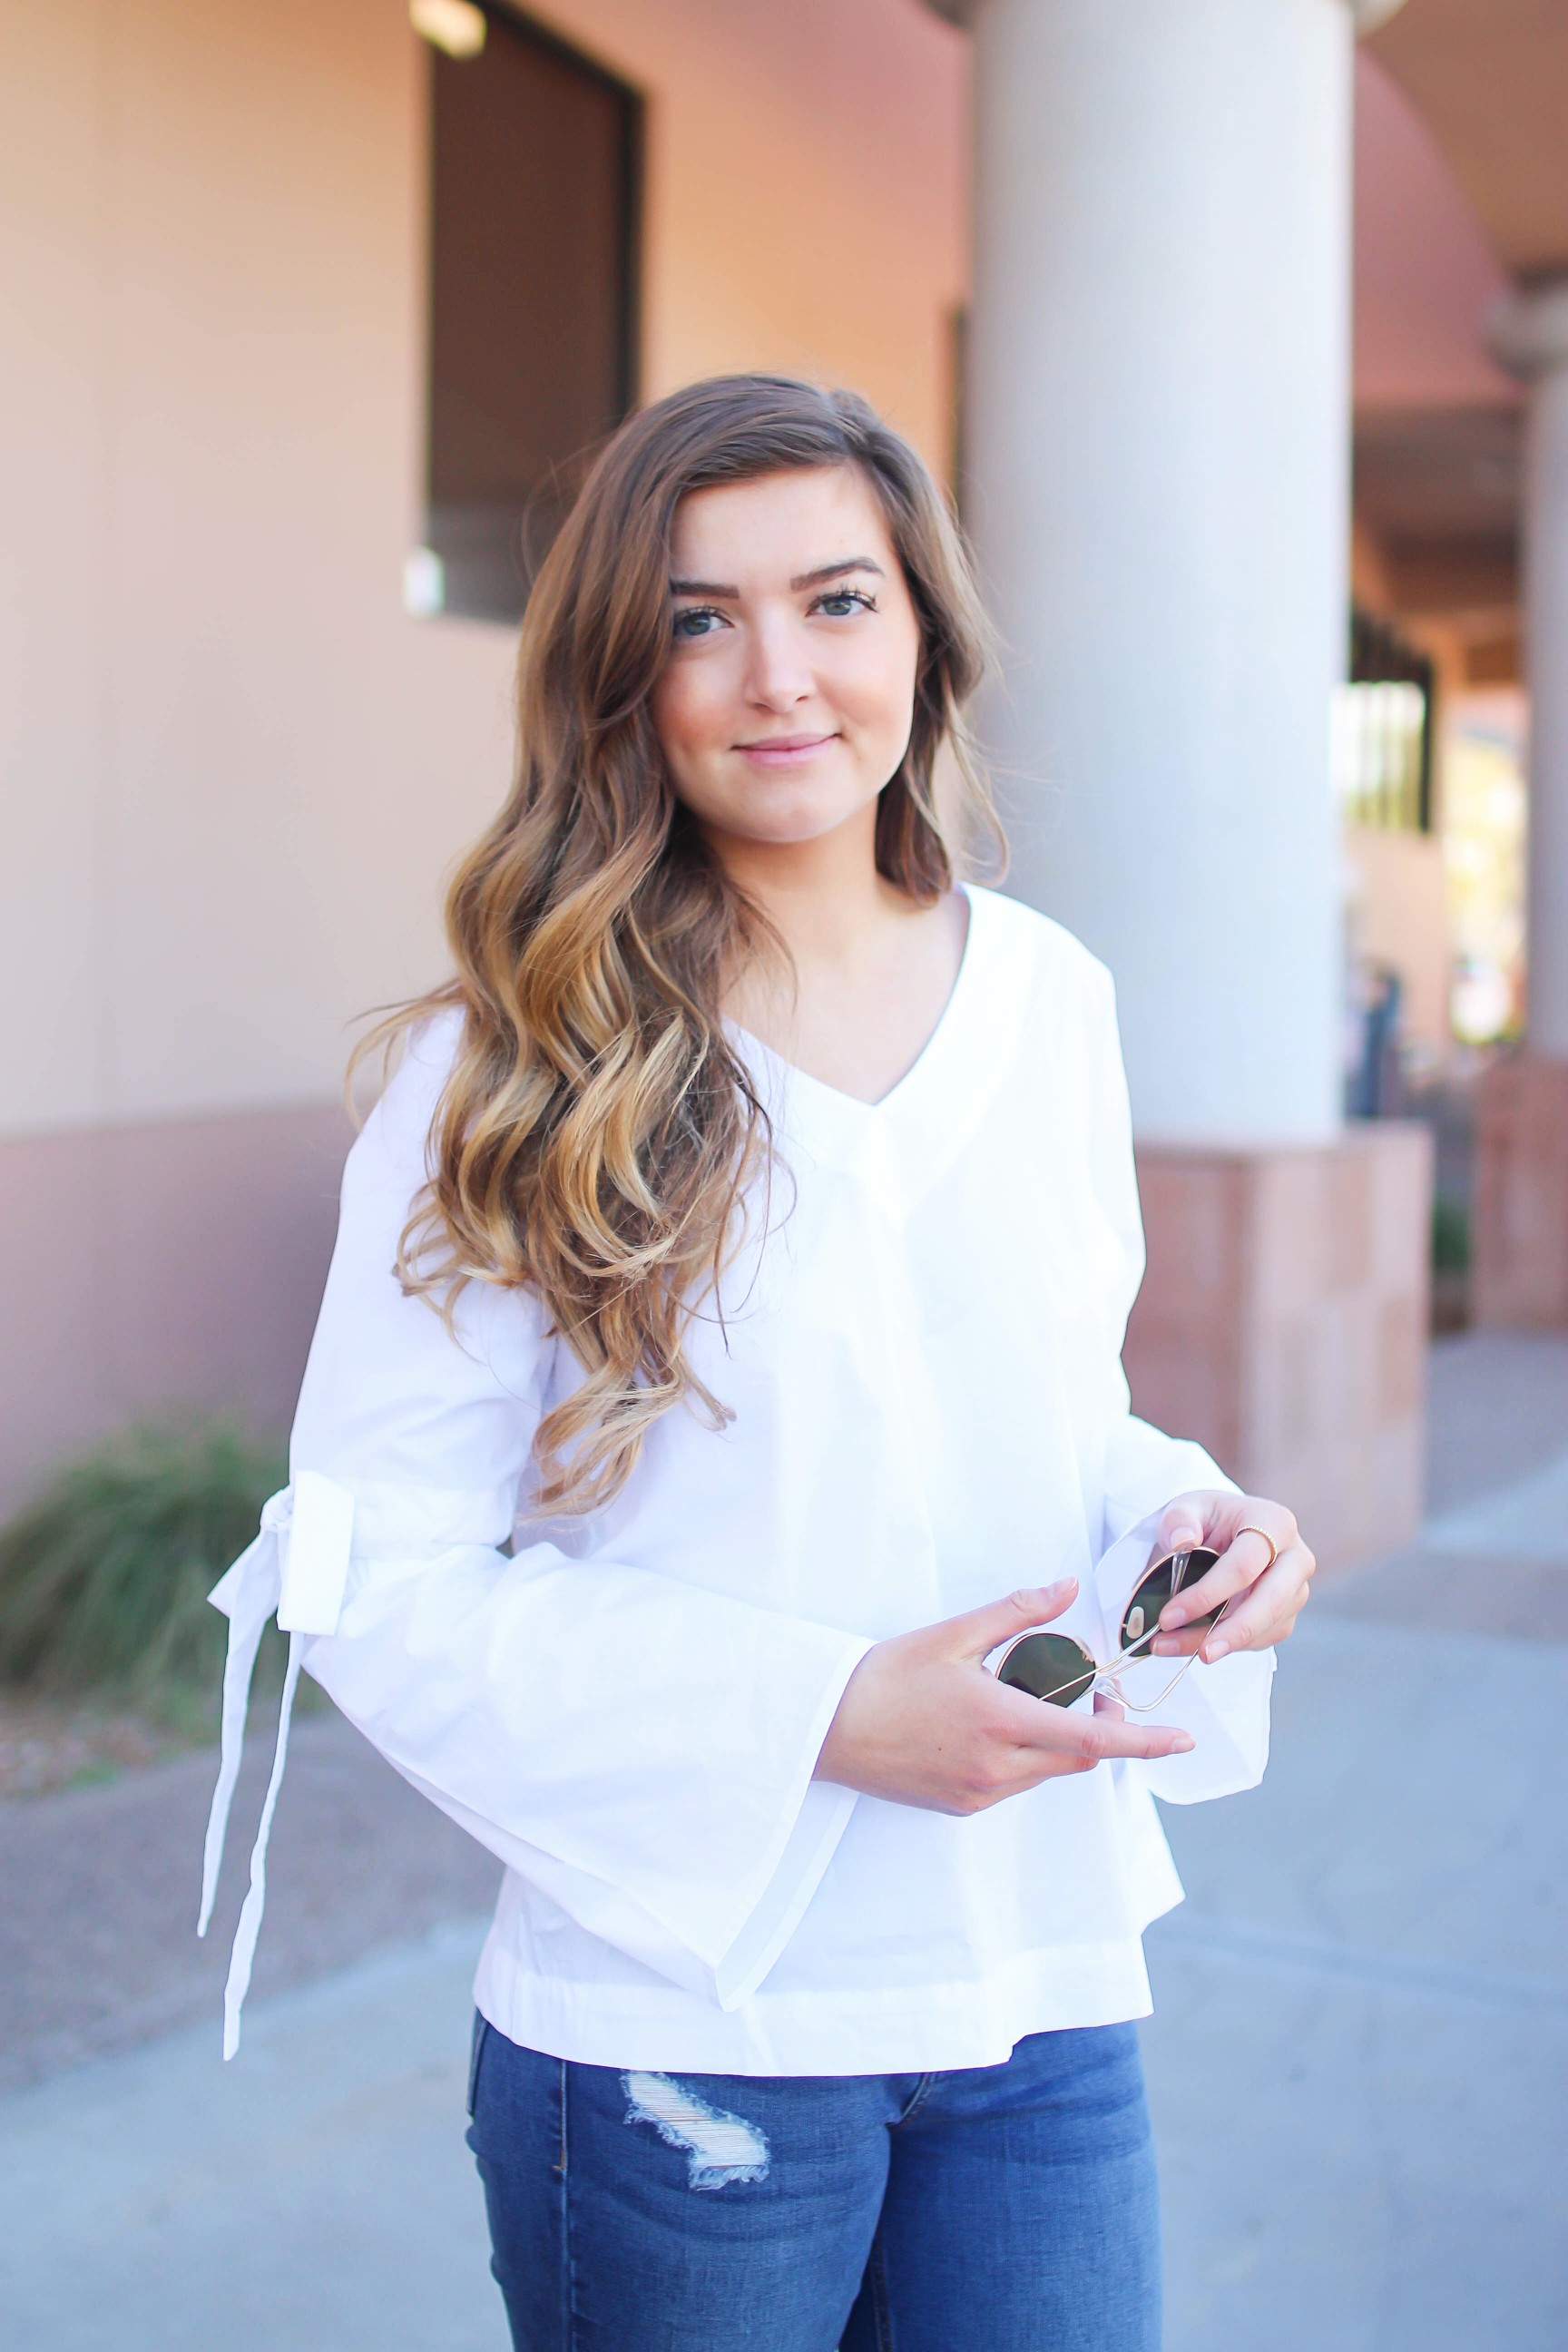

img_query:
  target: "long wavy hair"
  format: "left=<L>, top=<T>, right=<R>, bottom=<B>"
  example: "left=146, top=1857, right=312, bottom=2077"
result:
left=368, top=374, right=1003, bottom=1514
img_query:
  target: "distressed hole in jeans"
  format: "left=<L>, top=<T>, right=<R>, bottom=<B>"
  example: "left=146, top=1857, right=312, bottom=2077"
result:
left=622, top=2071, right=770, bottom=2191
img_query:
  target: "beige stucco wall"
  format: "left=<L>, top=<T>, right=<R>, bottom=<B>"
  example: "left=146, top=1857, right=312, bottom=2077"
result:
left=548, top=0, right=969, bottom=444
left=0, top=0, right=966, bottom=1498
left=0, top=0, right=968, bottom=1141
left=1343, top=824, right=1453, bottom=1060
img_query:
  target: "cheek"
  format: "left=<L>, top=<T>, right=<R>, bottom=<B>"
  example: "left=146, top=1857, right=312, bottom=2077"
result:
left=833, top=635, right=920, bottom=750
left=650, top=664, right=718, bottom=777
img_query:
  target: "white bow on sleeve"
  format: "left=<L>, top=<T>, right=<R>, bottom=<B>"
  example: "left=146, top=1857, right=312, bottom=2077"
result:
left=198, top=1470, right=356, bottom=2058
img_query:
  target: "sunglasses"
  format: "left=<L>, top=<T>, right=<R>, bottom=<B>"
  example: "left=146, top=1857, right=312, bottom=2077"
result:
left=994, top=1545, right=1230, bottom=1713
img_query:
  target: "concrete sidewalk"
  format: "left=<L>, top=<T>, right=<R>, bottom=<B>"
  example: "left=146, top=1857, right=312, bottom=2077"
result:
left=1146, top=1614, right=1568, bottom=2350
left=0, top=1707, right=498, bottom=2090
left=0, top=1924, right=505, bottom=2352
left=2, top=1328, right=1566, bottom=2349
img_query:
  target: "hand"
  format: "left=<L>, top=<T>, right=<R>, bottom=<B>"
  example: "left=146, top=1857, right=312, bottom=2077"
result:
left=814, top=1579, right=1195, bottom=1816
left=1146, top=1492, right=1315, bottom=1661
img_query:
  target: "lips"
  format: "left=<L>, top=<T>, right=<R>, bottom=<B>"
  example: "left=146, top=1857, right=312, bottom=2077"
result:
left=735, top=733, right=838, bottom=763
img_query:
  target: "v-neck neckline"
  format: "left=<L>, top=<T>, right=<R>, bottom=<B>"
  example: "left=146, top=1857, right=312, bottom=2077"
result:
left=730, top=885, right=982, bottom=1120
left=733, top=884, right=1034, bottom=1210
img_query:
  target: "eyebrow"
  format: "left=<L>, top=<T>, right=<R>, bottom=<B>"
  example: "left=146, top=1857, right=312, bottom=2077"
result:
left=667, top=556, right=886, bottom=599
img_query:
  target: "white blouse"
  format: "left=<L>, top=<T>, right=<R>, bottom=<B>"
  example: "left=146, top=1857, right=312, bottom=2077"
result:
left=200, top=887, right=1273, bottom=2072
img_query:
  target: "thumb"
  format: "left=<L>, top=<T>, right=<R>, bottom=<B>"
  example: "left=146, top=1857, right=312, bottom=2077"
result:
left=1158, top=1494, right=1207, bottom=1553
left=940, top=1579, right=1078, bottom=1661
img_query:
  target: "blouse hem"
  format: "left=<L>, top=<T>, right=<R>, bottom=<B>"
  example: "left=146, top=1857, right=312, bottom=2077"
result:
left=471, top=1928, right=1166, bottom=2080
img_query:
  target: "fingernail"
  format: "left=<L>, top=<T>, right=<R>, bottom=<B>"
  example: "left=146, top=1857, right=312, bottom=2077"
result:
left=1045, top=1576, right=1076, bottom=1598
left=1173, top=1735, right=1195, bottom=1752
left=1204, top=1636, right=1230, bottom=1661
left=1160, top=1603, right=1186, bottom=1628
left=1152, top=1637, right=1179, bottom=1656
left=1169, top=1526, right=1200, bottom=1548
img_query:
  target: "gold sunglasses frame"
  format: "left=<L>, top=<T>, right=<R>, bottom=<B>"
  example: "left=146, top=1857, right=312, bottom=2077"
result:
left=993, top=1546, right=1234, bottom=1713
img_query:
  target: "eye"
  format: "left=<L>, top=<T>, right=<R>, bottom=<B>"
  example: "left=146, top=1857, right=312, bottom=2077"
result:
left=671, top=604, right=728, bottom=642
left=812, top=587, right=877, bottom=620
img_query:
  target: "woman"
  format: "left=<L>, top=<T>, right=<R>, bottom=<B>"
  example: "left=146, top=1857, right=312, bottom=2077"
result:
left=202, top=375, right=1314, bottom=2350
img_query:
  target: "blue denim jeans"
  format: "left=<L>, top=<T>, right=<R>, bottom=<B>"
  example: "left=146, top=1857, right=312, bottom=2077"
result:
left=466, top=2016, right=1161, bottom=2351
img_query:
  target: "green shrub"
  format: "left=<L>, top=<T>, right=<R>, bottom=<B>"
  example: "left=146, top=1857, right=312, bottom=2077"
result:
left=0, top=1421, right=288, bottom=1736
left=1432, top=1194, right=1472, bottom=1277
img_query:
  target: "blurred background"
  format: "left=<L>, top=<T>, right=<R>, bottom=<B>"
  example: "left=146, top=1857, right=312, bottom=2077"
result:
left=0, top=3, right=1564, bottom=2347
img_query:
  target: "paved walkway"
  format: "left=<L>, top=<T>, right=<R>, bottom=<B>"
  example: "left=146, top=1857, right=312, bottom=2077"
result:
left=0, top=1703, right=497, bottom=2090
left=0, top=1923, right=503, bottom=2352
left=2, top=1330, right=1565, bottom=2348
left=1146, top=1625, right=1567, bottom=2348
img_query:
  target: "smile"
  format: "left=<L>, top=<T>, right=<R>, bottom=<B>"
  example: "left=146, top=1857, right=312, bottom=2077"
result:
left=735, top=733, right=839, bottom=767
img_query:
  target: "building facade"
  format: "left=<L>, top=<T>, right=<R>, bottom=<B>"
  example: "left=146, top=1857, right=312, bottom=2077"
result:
left=3, top=0, right=1563, bottom=1560
left=0, top=0, right=967, bottom=1507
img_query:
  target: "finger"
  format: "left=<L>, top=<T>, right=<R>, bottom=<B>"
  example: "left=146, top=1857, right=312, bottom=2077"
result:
left=1148, top=1622, right=1210, bottom=1658
left=1203, top=1550, right=1313, bottom=1656
left=1152, top=1565, right=1312, bottom=1658
left=1159, top=1508, right=1296, bottom=1628
left=1093, top=1690, right=1126, bottom=1723
left=1000, top=1692, right=1194, bottom=1763
left=1202, top=1563, right=1314, bottom=1660
left=1158, top=1528, right=1274, bottom=1623
left=1156, top=1492, right=1210, bottom=1554
left=945, top=1579, right=1078, bottom=1661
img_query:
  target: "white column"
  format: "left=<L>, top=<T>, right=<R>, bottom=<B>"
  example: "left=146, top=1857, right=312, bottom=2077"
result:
left=960, top=0, right=1355, bottom=1142
left=1491, top=280, right=1568, bottom=1057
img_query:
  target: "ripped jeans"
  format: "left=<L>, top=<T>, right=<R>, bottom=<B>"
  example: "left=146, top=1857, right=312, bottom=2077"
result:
left=466, top=2016, right=1161, bottom=2351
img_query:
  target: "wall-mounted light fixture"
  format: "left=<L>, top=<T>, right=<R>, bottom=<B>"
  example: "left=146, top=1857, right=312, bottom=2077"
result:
left=410, top=0, right=486, bottom=62
left=402, top=546, right=446, bottom=618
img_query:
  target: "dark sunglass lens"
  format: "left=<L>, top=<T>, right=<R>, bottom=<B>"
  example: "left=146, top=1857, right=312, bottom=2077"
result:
left=996, top=1632, right=1095, bottom=1709
left=1121, top=1546, right=1222, bottom=1651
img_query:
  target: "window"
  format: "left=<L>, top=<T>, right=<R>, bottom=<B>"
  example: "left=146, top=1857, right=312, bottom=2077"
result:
left=1331, top=609, right=1436, bottom=834
left=416, top=4, right=642, bottom=622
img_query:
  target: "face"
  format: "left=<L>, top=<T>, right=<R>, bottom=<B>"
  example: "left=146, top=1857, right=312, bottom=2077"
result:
left=650, top=465, right=923, bottom=859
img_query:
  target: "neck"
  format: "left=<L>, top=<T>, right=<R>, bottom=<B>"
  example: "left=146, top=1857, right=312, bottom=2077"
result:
left=705, top=802, right=898, bottom=973
left=701, top=799, right=968, bottom=1103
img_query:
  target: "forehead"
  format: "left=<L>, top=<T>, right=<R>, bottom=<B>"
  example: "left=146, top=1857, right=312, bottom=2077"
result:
left=668, top=465, right=897, bottom=582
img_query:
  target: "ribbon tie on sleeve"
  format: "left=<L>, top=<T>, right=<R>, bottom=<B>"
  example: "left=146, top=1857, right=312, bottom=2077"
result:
left=197, top=1470, right=356, bottom=2058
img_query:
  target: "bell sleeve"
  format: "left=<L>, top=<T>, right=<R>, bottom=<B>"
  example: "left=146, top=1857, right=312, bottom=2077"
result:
left=1082, top=963, right=1276, bottom=1803
left=199, top=1014, right=871, bottom=2055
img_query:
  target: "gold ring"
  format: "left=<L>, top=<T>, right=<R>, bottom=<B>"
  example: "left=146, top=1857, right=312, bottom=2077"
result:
left=1236, top=1524, right=1279, bottom=1573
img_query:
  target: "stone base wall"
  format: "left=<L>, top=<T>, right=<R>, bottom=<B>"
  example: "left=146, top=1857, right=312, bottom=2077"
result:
left=1473, top=1055, right=1568, bottom=1328
left=0, top=1103, right=352, bottom=1514
left=1125, top=1124, right=1433, bottom=1573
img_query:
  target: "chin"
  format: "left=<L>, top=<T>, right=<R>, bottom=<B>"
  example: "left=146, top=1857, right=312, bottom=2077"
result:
left=714, top=779, right=878, bottom=847
left=737, top=807, right=866, bottom=849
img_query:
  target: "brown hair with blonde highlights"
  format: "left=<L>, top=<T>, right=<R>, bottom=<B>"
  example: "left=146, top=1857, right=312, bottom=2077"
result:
left=371, top=373, right=1003, bottom=1514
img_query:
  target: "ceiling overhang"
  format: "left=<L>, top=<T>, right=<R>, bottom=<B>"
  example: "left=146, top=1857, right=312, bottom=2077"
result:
left=920, top=2, right=1407, bottom=29
left=1367, top=0, right=1568, bottom=281
left=1355, top=406, right=1521, bottom=622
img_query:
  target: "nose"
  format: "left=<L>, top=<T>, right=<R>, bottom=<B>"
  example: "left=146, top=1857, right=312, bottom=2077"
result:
left=742, top=611, right=814, bottom=713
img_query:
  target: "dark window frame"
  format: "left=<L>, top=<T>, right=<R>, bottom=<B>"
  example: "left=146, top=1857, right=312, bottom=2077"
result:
left=1348, top=606, right=1437, bottom=834
left=421, top=3, right=643, bottom=622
